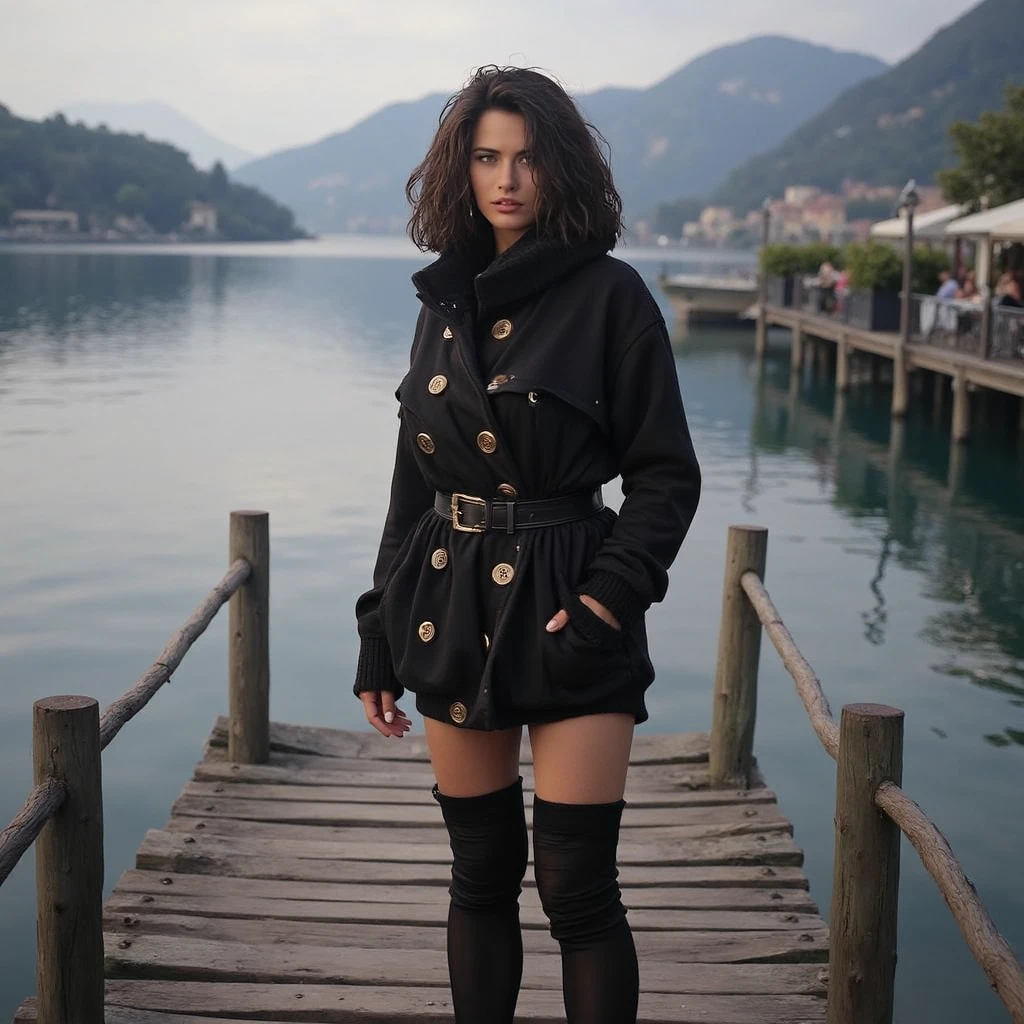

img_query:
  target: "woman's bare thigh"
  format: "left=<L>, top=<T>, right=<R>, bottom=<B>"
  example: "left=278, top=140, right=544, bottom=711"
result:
left=528, top=713, right=634, bottom=804
left=424, top=717, right=523, bottom=797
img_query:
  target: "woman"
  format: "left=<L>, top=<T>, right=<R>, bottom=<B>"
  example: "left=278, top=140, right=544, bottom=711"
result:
left=353, top=66, right=701, bottom=1024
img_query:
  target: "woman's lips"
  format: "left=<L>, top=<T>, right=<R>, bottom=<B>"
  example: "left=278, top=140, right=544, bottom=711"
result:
left=492, top=200, right=522, bottom=213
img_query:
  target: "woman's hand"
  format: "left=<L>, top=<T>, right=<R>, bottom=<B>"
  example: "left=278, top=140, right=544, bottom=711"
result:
left=359, top=690, right=412, bottom=739
left=546, top=594, right=621, bottom=633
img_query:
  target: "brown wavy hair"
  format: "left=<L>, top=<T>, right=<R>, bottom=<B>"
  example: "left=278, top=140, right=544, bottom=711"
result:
left=406, top=66, right=623, bottom=253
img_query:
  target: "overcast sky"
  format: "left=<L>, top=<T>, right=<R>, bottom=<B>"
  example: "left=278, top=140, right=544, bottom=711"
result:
left=3, top=0, right=977, bottom=156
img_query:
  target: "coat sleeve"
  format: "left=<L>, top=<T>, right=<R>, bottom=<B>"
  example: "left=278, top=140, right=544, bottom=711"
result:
left=352, top=416, right=436, bottom=699
left=577, top=317, right=701, bottom=627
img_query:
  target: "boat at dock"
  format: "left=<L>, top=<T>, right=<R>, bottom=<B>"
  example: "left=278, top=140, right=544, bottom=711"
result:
left=658, top=271, right=758, bottom=324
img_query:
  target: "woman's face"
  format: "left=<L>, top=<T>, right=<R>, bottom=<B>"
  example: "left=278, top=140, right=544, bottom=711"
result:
left=469, top=109, right=538, bottom=252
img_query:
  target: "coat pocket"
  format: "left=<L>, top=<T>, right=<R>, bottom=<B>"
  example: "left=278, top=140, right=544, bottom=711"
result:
left=540, top=578, right=630, bottom=692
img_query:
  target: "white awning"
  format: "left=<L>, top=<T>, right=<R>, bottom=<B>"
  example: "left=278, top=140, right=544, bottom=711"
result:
left=944, top=197, right=1024, bottom=241
left=869, top=203, right=968, bottom=240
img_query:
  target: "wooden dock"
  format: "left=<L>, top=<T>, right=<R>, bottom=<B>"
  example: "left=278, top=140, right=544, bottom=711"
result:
left=11, top=514, right=1017, bottom=1022
left=16, top=717, right=827, bottom=1023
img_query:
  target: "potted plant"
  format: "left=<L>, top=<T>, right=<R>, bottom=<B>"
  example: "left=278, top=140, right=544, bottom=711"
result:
left=760, top=245, right=803, bottom=307
left=844, top=241, right=904, bottom=332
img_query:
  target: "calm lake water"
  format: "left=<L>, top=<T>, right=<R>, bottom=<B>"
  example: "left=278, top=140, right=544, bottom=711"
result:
left=0, top=237, right=1021, bottom=1022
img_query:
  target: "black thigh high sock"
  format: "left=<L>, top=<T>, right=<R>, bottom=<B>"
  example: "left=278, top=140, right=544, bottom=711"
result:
left=532, top=796, right=639, bottom=1024
left=433, top=777, right=528, bottom=1024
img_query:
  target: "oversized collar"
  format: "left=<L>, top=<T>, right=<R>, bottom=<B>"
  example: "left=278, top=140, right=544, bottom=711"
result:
left=412, top=225, right=612, bottom=316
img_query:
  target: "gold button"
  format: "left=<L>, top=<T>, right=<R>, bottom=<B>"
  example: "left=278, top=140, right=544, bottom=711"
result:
left=527, top=391, right=539, bottom=405
left=491, top=319, right=513, bottom=340
left=418, top=621, right=436, bottom=642
left=486, top=374, right=510, bottom=393
left=416, top=433, right=436, bottom=454
left=476, top=430, right=497, bottom=454
left=483, top=633, right=490, bottom=651
left=497, top=483, right=518, bottom=499
left=449, top=701, right=467, bottom=724
left=442, top=326, right=453, bottom=340
left=428, top=374, right=448, bottom=395
left=492, top=563, right=515, bottom=586
left=430, top=548, right=448, bottom=570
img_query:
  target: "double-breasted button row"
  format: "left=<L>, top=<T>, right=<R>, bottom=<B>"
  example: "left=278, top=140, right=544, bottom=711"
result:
left=428, top=374, right=448, bottom=395
left=443, top=326, right=453, bottom=340
left=497, top=483, right=517, bottom=498
left=477, top=431, right=497, bottom=454
left=418, top=621, right=435, bottom=642
left=431, top=548, right=448, bottom=570
left=491, top=318, right=513, bottom=340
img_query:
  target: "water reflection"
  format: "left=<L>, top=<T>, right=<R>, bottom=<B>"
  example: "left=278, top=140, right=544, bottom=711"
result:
left=753, top=351, right=1024, bottom=745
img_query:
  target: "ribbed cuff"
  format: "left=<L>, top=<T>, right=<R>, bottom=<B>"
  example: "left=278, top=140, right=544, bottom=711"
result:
left=353, top=635, right=404, bottom=699
left=576, top=570, right=647, bottom=631
left=565, top=592, right=625, bottom=650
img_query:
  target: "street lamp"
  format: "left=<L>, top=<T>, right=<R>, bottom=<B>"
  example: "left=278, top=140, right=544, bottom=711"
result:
left=898, top=178, right=920, bottom=350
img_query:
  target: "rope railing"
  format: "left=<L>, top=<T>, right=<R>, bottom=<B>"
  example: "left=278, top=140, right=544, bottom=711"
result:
left=0, top=555, right=253, bottom=892
left=0, top=779, right=66, bottom=886
left=739, top=569, right=839, bottom=760
left=875, top=782, right=1024, bottom=1020
left=99, top=557, right=250, bottom=749
left=0, top=511, right=270, bottom=1023
left=710, top=525, right=1024, bottom=1024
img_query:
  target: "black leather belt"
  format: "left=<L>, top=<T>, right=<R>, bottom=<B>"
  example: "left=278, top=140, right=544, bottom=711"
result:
left=434, top=488, right=603, bottom=534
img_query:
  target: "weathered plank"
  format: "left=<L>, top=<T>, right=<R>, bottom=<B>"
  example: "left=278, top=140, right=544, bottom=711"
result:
left=112, top=869, right=819, bottom=911
left=98, top=980, right=824, bottom=1022
left=105, top=890, right=820, bottom=933
left=168, top=793, right=791, bottom=832
left=105, top=913, right=829, bottom=963
left=134, top=835, right=808, bottom=888
left=103, top=933, right=829, bottom=994
left=16, top=1005, right=305, bottom=1024
left=139, top=827, right=804, bottom=867
left=199, top=746, right=752, bottom=794
left=207, top=718, right=710, bottom=765
left=184, top=775, right=773, bottom=807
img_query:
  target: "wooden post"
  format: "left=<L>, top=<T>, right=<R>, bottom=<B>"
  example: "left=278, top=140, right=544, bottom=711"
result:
left=933, top=371, right=946, bottom=424
left=709, top=526, right=768, bottom=788
left=790, top=325, right=804, bottom=375
left=33, top=696, right=104, bottom=1024
left=228, top=510, right=271, bottom=764
left=827, top=703, right=904, bottom=1024
left=835, top=337, right=850, bottom=391
left=951, top=371, right=970, bottom=444
left=891, top=349, right=909, bottom=418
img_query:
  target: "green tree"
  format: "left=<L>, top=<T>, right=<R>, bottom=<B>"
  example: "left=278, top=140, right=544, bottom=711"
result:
left=209, top=161, right=229, bottom=198
left=116, top=183, right=147, bottom=216
left=938, top=84, right=1024, bottom=208
left=0, top=186, right=12, bottom=227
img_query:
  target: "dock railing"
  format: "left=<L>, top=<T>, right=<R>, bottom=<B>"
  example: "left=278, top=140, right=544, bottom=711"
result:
left=0, top=510, right=270, bottom=1024
left=709, top=524, right=1024, bottom=1024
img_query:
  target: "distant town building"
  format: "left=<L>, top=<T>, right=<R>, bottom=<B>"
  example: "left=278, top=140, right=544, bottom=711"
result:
left=11, top=210, right=79, bottom=236
left=784, top=186, right=821, bottom=207
left=186, top=201, right=218, bottom=235
left=698, top=207, right=735, bottom=245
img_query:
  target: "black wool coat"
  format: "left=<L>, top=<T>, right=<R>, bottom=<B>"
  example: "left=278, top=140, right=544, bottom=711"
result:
left=353, top=230, right=701, bottom=730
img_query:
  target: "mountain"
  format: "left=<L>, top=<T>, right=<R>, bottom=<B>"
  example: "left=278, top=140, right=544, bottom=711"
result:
left=233, top=36, right=886, bottom=234
left=55, top=100, right=254, bottom=170
left=714, top=0, right=1024, bottom=212
left=0, top=105, right=304, bottom=241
